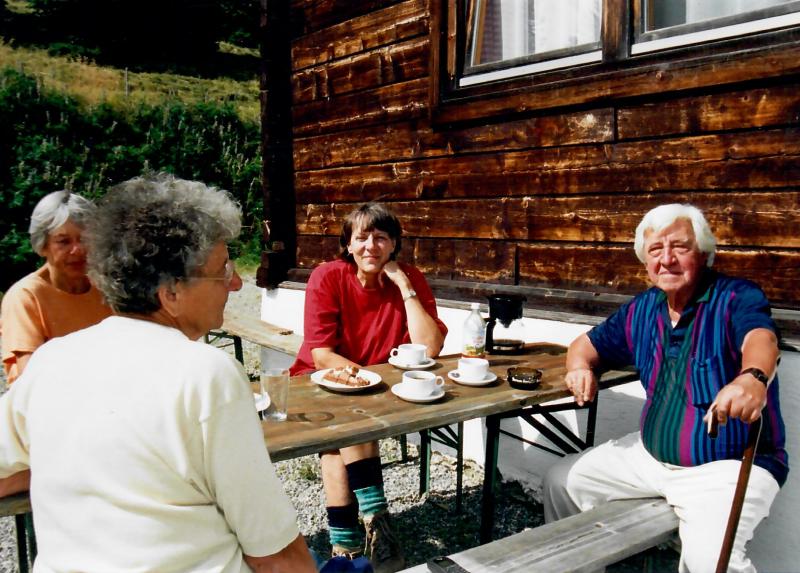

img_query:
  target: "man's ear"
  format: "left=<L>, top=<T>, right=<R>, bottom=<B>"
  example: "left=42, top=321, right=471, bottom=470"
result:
left=156, top=283, right=181, bottom=318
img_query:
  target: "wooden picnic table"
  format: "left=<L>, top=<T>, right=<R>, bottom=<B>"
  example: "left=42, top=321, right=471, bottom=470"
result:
left=0, top=343, right=637, bottom=566
left=262, top=343, right=634, bottom=461
left=264, top=344, right=563, bottom=460
left=259, top=343, right=638, bottom=538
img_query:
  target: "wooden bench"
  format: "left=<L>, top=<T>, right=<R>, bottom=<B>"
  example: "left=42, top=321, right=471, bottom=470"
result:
left=400, top=498, right=678, bottom=573
left=0, top=492, right=35, bottom=572
left=207, top=310, right=304, bottom=361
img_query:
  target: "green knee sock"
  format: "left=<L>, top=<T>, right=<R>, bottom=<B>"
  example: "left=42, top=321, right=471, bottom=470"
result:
left=329, top=525, right=363, bottom=549
left=346, top=457, right=388, bottom=518
left=353, top=484, right=388, bottom=518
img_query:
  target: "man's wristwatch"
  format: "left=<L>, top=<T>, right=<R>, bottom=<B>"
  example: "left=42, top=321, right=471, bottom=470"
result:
left=740, top=367, right=770, bottom=386
left=402, top=289, right=417, bottom=302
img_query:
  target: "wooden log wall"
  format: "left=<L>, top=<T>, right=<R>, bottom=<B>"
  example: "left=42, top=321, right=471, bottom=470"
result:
left=281, top=0, right=800, bottom=313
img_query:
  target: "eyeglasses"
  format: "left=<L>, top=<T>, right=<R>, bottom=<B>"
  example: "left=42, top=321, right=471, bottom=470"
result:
left=187, top=260, right=236, bottom=287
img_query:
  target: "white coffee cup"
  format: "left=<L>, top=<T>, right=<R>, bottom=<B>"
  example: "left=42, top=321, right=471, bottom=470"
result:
left=390, top=343, right=427, bottom=366
left=401, top=370, right=444, bottom=397
left=451, top=357, right=490, bottom=383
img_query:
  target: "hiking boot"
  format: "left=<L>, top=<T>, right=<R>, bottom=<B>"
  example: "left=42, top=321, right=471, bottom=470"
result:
left=363, top=511, right=405, bottom=573
left=331, top=544, right=364, bottom=560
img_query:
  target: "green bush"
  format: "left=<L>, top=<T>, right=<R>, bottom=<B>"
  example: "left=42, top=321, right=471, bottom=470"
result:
left=0, top=67, right=263, bottom=291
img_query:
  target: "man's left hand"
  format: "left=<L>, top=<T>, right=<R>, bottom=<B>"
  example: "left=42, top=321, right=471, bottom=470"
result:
left=707, top=374, right=767, bottom=426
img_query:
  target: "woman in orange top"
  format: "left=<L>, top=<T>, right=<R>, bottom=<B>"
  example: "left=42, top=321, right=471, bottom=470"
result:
left=1, top=190, right=112, bottom=385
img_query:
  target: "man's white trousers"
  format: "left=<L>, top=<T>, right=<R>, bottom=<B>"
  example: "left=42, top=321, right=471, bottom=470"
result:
left=543, top=431, right=779, bottom=573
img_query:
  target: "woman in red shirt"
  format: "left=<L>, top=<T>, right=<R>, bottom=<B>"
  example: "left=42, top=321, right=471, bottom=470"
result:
left=291, top=203, right=447, bottom=572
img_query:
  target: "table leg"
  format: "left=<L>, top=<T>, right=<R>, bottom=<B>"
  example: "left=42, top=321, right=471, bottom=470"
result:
left=24, top=512, right=36, bottom=563
left=585, top=396, right=598, bottom=448
left=204, top=331, right=244, bottom=365
left=15, top=513, right=28, bottom=573
left=419, top=430, right=432, bottom=496
left=233, top=335, right=244, bottom=364
left=480, top=414, right=501, bottom=544
left=456, top=421, right=464, bottom=513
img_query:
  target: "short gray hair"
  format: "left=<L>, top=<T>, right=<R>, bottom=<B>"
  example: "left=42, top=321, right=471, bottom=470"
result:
left=634, top=203, right=717, bottom=266
left=29, top=190, right=96, bottom=255
left=86, top=173, right=242, bottom=314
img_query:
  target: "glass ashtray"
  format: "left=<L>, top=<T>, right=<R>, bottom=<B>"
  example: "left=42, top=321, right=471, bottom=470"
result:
left=507, top=367, right=542, bottom=390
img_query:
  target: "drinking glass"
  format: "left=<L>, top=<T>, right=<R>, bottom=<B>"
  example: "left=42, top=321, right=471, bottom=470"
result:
left=262, top=367, right=290, bottom=422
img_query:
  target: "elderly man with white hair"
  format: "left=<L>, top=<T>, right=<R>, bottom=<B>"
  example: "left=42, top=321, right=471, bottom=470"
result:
left=544, top=204, right=787, bottom=573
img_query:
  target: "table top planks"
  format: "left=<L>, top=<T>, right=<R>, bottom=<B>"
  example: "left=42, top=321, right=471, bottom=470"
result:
left=262, top=344, right=637, bottom=462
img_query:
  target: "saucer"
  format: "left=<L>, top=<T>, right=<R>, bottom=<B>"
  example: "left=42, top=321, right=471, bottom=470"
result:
left=254, top=392, right=271, bottom=412
left=388, top=356, right=436, bottom=370
left=447, top=370, right=498, bottom=387
left=391, top=382, right=445, bottom=403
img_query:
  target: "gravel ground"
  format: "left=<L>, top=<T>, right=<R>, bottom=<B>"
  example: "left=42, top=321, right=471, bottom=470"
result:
left=0, top=272, right=677, bottom=571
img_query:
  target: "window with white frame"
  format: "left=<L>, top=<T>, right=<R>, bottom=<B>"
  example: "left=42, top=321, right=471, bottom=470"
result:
left=463, top=0, right=602, bottom=85
left=635, top=0, right=800, bottom=53
left=459, top=0, right=800, bottom=88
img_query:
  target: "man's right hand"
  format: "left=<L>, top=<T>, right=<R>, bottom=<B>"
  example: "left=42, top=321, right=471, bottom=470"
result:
left=565, top=368, right=597, bottom=407
left=565, top=333, right=602, bottom=407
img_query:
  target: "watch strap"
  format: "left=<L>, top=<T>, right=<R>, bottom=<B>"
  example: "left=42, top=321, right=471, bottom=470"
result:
left=740, top=367, right=769, bottom=386
left=402, top=289, right=417, bottom=302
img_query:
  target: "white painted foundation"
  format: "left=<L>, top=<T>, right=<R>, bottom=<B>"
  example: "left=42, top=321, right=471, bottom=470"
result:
left=261, top=286, right=799, bottom=572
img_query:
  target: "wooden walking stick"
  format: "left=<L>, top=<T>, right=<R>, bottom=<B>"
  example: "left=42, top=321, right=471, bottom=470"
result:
left=709, top=412, right=763, bottom=573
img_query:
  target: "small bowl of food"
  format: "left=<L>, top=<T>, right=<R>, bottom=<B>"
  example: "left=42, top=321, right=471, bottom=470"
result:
left=507, top=367, right=542, bottom=390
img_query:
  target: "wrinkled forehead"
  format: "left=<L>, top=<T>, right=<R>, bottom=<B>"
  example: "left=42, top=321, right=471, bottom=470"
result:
left=48, top=219, right=85, bottom=238
left=643, top=218, right=696, bottom=244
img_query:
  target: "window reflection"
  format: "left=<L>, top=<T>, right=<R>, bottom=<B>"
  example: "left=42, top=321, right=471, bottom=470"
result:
left=466, top=0, right=601, bottom=68
left=644, top=0, right=794, bottom=31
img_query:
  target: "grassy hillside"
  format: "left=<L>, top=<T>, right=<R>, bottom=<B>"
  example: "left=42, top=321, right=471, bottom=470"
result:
left=0, top=40, right=260, bottom=122
left=0, top=54, right=264, bottom=290
left=0, top=1, right=265, bottom=288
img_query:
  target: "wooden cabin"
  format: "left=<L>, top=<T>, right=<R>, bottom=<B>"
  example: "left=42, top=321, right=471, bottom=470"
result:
left=257, top=1, right=799, bottom=569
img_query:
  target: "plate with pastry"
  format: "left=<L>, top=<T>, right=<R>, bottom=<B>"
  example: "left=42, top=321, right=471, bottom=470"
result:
left=311, top=365, right=382, bottom=393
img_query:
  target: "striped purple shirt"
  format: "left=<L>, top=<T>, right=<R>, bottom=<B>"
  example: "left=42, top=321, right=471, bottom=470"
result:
left=588, top=270, right=788, bottom=486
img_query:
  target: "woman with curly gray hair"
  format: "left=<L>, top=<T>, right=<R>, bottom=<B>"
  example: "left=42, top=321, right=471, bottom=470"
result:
left=86, top=174, right=242, bottom=319
left=0, top=173, right=315, bottom=573
left=1, top=190, right=112, bottom=385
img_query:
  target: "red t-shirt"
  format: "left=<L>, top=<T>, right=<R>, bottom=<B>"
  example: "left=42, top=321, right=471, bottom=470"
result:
left=290, top=259, right=447, bottom=375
